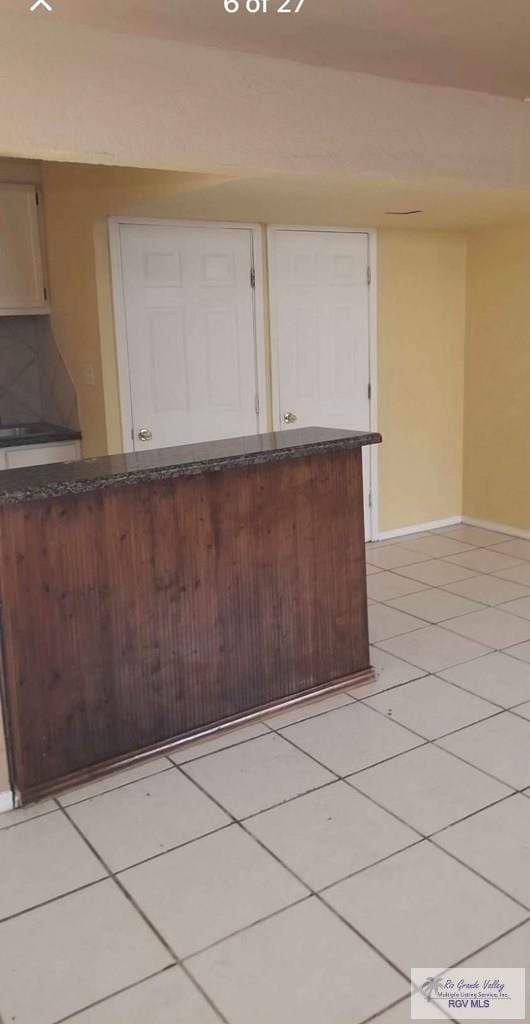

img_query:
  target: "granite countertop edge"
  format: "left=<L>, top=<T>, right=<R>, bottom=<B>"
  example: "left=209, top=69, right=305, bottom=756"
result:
left=0, top=428, right=382, bottom=505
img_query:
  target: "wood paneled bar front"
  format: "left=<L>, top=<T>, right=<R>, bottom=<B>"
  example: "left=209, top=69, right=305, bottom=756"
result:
left=0, top=427, right=381, bottom=803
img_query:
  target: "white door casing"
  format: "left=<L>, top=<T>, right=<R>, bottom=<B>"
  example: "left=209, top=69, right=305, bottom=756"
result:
left=113, top=221, right=265, bottom=451
left=268, top=227, right=375, bottom=538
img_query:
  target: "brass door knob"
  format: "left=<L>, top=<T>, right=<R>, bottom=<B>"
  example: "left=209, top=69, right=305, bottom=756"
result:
left=283, top=411, right=297, bottom=424
left=137, top=428, right=153, bottom=442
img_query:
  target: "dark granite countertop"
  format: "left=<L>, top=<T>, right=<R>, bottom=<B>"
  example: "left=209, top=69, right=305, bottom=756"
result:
left=0, top=422, right=82, bottom=449
left=0, top=427, right=381, bottom=505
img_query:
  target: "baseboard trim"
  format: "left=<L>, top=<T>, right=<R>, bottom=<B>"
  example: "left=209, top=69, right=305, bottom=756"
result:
left=375, top=516, right=462, bottom=541
left=0, top=790, right=14, bottom=814
left=462, top=517, right=530, bottom=541
left=376, top=514, right=530, bottom=543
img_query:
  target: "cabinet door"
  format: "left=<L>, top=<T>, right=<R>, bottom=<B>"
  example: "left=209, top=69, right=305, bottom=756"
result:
left=6, top=442, right=80, bottom=470
left=0, top=185, right=46, bottom=313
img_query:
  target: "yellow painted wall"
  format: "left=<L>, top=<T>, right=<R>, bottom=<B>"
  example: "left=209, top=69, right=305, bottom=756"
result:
left=464, top=225, right=530, bottom=531
left=41, top=162, right=467, bottom=531
left=378, top=232, right=466, bottom=531
left=0, top=157, right=41, bottom=185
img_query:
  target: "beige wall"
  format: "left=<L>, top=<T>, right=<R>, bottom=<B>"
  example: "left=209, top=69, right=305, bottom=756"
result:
left=464, top=225, right=530, bottom=531
left=378, top=232, right=466, bottom=531
left=41, top=162, right=467, bottom=533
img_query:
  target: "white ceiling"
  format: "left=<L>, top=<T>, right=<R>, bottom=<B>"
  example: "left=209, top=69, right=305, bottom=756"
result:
left=4, top=0, right=530, bottom=99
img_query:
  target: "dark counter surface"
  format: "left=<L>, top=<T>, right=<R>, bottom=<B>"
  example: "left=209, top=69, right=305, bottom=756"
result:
left=0, top=422, right=82, bottom=449
left=0, top=426, right=381, bottom=505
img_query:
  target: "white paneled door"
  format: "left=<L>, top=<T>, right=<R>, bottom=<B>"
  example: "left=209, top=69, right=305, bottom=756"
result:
left=117, top=223, right=261, bottom=450
left=268, top=228, right=373, bottom=537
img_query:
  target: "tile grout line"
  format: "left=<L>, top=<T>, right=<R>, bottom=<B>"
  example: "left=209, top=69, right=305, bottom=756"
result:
left=375, top=586, right=517, bottom=620
left=368, top=640, right=530, bottom=711
left=2, top=685, right=527, bottom=921
left=3, top=706, right=526, bottom=932
left=358, top=914, right=530, bottom=1024
left=367, top=556, right=516, bottom=616
left=51, top=965, right=181, bottom=1024
left=177, top=735, right=530, bottom=979
left=170, top=762, right=417, bottom=992
left=177, top=962, right=230, bottom=1024
left=271, top=694, right=519, bottom=797
left=0, top=804, right=60, bottom=834
left=15, top=698, right=362, bottom=822
left=358, top=996, right=411, bottom=1024
left=57, top=804, right=177, bottom=962
left=425, top=787, right=529, bottom=839
left=1, top=717, right=329, bottom=827
left=181, top=894, right=314, bottom=963
left=55, top=761, right=176, bottom=810
left=367, top=532, right=529, bottom=566
left=337, top=696, right=505, bottom=744
left=5, top=736, right=522, bottom=932
left=371, top=560, right=530, bottom=593
left=429, top=733, right=528, bottom=790
left=51, top=960, right=230, bottom=1024
left=177, top=542, right=530, bottom=1021
left=1, top=529, right=528, bottom=1020
left=427, top=834, right=530, bottom=914
left=0, top=875, right=110, bottom=928
left=2, top=805, right=527, bottom=1001
left=438, top=916, right=530, bottom=971
left=370, top=631, right=527, bottom=679
left=341, top=779, right=519, bottom=853
left=260, top=717, right=530, bottom=914
left=378, top=585, right=530, bottom=623
left=354, top=661, right=530, bottom=745
left=56, top=802, right=231, bottom=1024
left=0, top=820, right=240, bottom=926
left=0, top=763, right=176, bottom=829
left=390, top=666, right=530, bottom=713
left=371, top=608, right=530, bottom=658
left=187, top=698, right=527, bottom=878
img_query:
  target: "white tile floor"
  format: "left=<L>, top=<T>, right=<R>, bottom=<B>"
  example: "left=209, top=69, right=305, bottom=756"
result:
left=1, top=523, right=530, bottom=1023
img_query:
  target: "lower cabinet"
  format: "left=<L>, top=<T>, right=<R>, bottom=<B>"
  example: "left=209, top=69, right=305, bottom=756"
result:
left=3, top=441, right=81, bottom=470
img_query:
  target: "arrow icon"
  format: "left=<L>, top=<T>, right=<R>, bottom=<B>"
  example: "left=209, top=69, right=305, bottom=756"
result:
left=30, top=0, right=53, bottom=10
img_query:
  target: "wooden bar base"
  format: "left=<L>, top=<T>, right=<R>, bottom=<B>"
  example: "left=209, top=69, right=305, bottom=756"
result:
left=18, top=667, right=375, bottom=803
left=0, top=435, right=377, bottom=803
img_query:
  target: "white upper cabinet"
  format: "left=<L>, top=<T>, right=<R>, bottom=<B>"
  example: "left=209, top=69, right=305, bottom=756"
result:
left=0, top=184, right=48, bottom=314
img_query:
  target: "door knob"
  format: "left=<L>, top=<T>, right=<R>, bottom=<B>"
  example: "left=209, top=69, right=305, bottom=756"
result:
left=137, top=428, right=153, bottom=442
left=283, top=411, right=297, bottom=424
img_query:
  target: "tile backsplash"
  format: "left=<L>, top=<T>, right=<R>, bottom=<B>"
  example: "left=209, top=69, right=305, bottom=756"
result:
left=0, top=317, right=79, bottom=428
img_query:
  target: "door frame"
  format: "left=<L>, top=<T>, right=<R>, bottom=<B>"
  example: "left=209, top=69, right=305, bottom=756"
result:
left=109, top=217, right=268, bottom=453
left=267, top=225, right=379, bottom=541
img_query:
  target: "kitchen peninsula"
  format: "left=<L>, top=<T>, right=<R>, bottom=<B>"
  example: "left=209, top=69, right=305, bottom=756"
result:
left=0, top=426, right=381, bottom=802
